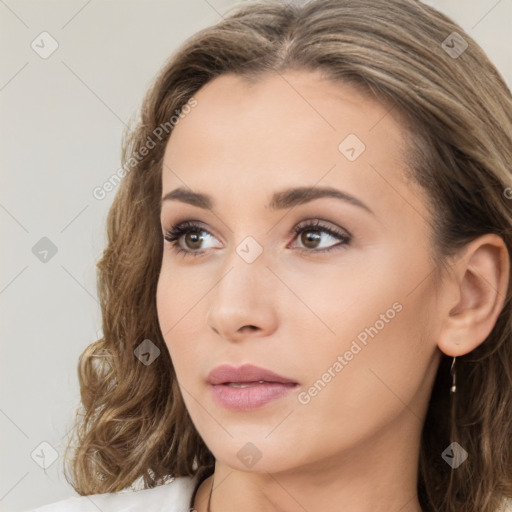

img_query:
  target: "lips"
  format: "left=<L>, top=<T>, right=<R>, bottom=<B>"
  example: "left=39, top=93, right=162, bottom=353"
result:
left=206, top=364, right=298, bottom=386
left=207, top=364, right=299, bottom=411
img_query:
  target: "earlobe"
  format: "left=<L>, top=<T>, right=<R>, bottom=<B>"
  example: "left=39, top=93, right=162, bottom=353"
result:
left=436, top=234, right=510, bottom=358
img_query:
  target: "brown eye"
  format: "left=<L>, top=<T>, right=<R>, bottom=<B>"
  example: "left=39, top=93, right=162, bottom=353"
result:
left=163, top=221, right=219, bottom=257
left=183, top=231, right=204, bottom=250
left=300, top=230, right=322, bottom=249
left=163, top=219, right=351, bottom=258
left=291, top=220, right=351, bottom=254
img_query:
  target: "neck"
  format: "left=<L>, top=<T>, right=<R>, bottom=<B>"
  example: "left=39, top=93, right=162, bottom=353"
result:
left=196, top=412, right=424, bottom=512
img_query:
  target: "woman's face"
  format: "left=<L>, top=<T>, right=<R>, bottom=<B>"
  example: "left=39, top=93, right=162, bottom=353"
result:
left=157, top=70, right=443, bottom=474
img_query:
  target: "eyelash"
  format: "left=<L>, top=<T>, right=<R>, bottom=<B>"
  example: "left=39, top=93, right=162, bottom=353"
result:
left=163, top=219, right=351, bottom=258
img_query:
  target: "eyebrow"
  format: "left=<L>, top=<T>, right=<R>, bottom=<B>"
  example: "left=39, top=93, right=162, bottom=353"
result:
left=160, top=186, right=374, bottom=215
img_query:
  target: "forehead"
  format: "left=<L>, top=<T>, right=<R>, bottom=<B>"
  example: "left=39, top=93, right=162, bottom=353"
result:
left=161, top=70, right=426, bottom=221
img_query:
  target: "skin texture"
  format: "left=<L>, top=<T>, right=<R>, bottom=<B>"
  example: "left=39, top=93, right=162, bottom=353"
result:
left=156, top=70, right=509, bottom=512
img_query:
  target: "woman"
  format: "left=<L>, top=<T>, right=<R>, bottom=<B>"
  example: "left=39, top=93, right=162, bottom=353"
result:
left=29, top=0, right=512, bottom=511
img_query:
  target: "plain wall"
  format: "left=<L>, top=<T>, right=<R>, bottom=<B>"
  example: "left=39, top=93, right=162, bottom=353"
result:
left=1, top=1, right=510, bottom=510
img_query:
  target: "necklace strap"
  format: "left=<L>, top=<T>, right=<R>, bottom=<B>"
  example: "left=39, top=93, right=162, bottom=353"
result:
left=207, top=472, right=215, bottom=512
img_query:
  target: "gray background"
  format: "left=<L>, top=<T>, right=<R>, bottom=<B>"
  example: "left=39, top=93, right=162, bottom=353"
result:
left=1, top=1, right=510, bottom=511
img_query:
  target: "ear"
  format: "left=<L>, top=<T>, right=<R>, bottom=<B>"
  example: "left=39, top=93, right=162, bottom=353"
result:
left=437, top=233, right=510, bottom=357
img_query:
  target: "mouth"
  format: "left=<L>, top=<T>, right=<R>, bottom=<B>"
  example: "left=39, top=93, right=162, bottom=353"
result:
left=220, top=381, right=297, bottom=388
left=208, top=381, right=298, bottom=411
left=206, top=364, right=299, bottom=411
left=206, top=363, right=298, bottom=386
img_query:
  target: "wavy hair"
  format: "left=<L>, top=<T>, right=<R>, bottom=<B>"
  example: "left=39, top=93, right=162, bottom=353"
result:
left=62, top=1, right=512, bottom=510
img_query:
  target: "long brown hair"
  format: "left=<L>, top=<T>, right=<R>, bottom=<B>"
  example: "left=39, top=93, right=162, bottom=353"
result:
left=63, top=1, right=512, bottom=510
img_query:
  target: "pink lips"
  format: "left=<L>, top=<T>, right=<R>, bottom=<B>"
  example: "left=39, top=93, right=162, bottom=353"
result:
left=207, top=364, right=298, bottom=411
left=207, top=364, right=297, bottom=385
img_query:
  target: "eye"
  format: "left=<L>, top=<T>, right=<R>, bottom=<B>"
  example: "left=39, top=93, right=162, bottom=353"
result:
left=289, top=219, right=351, bottom=253
left=162, top=219, right=351, bottom=257
left=163, top=221, right=219, bottom=258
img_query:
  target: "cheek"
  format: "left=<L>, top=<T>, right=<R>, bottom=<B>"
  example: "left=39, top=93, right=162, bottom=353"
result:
left=336, top=290, right=434, bottom=414
left=156, top=260, right=202, bottom=329
left=291, top=298, right=434, bottom=453
left=155, top=265, right=206, bottom=370
left=295, top=248, right=437, bottom=420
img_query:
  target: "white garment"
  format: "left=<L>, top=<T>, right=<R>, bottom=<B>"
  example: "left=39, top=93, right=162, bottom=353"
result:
left=25, top=474, right=202, bottom=512
left=24, top=474, right=512, bottom=512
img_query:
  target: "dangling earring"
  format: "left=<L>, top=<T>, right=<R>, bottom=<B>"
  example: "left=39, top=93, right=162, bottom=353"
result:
left=450, top=356, right=457, bottom=394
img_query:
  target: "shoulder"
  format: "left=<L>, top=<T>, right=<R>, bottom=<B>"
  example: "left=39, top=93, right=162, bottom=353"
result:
left=25, top=475, right=200, bottom=512
left=499, top=497, right=512, bottom=512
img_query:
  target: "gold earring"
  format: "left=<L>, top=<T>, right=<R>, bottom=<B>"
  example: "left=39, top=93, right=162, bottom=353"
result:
left=450, top=356, right=457, bottom=394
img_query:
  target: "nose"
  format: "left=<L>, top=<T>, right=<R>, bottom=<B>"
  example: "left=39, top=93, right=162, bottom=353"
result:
left=205, top=262, right=278, bottom=343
